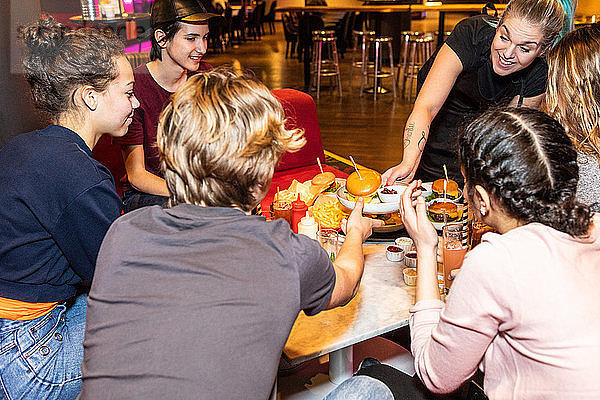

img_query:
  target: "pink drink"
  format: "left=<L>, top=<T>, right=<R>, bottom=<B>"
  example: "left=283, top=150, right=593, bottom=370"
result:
left=442, top=223, right=469, bottom=291
left=442, top=242, right=467, bottom=290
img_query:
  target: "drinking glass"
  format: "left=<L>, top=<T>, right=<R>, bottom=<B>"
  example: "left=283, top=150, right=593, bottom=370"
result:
left=442, top=223, right=468, bottom=292
left=272, top=200, right=292, bottom=227
left=319, top=228, right=339, bottom=262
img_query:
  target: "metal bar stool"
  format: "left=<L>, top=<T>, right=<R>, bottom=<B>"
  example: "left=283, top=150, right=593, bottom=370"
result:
left=310, top=30, right=343, bottom=100
left=398, top=33, right=433, bottom=102
left=361, top=35, right=396, bottom=101
left=350, top=29, right=375, bottom=86
left=396, top=31, right=426, bottom=88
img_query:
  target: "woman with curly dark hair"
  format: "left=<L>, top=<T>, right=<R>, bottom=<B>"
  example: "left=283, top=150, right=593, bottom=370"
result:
left=0, top=17, right=138, bottom=399
left=326, top=107, right=599, bottom=399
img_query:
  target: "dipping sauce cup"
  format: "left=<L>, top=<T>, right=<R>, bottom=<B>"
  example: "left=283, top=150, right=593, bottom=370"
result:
left=442, top=223, right=468, bottom=292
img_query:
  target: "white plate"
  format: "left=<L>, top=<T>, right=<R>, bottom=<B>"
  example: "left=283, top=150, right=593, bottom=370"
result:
left=336, top=185, right=400, bottom=214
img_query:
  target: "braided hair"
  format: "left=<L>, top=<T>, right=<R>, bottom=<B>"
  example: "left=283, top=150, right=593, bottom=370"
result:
left=459, top=107, right=592, bottom=237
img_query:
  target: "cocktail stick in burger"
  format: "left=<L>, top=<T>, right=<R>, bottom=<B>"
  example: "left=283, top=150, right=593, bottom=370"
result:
left=346, top=169, right=382, bottom=203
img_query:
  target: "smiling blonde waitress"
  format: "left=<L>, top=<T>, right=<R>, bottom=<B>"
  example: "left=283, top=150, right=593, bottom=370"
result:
left=383, top=0, right=569, bottom=185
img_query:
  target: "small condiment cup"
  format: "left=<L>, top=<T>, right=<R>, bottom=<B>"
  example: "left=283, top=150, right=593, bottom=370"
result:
left=403, top=267, right=417, bottom=286
left=386, top=245, right=405, bottom=262
left=394, top=237, right=413, bottom=253
left=404, top=250, right=417, bottom=268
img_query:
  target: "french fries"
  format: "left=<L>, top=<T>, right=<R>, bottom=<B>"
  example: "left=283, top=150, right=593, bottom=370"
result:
left=310, top=197, right=347, bottom=229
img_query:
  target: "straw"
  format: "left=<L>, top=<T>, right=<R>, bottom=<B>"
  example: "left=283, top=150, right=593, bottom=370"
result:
left=317, top=157, right=324, bottom=174
left=276, top=186, right=280, bottom=201
left=349, top=156, right=362, bottom=179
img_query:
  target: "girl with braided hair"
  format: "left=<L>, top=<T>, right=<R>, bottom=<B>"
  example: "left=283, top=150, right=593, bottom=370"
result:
left=326, top=107, right=599, bottom=399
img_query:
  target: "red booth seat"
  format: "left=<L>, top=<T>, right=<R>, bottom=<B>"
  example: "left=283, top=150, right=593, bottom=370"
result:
left=92, top=88, right=341, bottom=202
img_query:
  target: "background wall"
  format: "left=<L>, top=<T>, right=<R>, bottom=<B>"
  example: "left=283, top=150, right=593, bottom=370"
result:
left=575, top=0, right=600, bottom=17
left=0, top=0, right=44, bottom=148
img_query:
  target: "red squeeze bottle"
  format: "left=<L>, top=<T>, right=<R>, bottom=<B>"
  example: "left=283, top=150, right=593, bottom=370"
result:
left=291, top=194, right=308, bottom=234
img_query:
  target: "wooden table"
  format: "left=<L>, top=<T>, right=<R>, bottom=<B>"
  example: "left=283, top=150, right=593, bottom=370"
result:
left=276, top=1, right=506, bottom=89
left=283, top=243, right=416, bottom=384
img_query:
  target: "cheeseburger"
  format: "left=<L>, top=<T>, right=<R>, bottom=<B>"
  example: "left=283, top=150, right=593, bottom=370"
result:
left=432, top=178, right=459, bottom=200
left=346, top=169, right=382, bottom=203
left=427, top=201, right=459, bottom=223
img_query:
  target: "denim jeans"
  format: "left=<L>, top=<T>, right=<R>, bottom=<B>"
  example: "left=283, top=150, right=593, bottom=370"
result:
left=0, top=294, right=87, bottom=400
left=324, top=375, right=394, bottom=400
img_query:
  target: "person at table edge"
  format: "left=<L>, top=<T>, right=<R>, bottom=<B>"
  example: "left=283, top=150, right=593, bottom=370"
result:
left=383, top=0, right=571, bottom=185
left=326, top=108, right=600, bottom=399
left=0, top=18, right=137, bottom=399
left=116, top=0, right=217, bottom=212
left=80, top=68, right=384, bottom=399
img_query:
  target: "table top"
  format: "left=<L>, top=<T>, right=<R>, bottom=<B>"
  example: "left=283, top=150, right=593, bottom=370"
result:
left=276, top=0, right=506, bottom=12
left=283, top=243, right=415, bottom=365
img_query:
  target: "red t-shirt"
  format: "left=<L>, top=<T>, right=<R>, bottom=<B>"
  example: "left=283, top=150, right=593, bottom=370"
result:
left=115, top=62, right=213, bottom=178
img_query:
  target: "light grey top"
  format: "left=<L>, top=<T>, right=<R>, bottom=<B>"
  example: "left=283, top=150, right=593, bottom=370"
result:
left=577, top=151, right=600, bottom=212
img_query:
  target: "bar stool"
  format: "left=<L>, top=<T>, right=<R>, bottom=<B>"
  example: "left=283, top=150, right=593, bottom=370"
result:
left=361, top=35, right=396, bottom=101
left=311, top=30, right=343, bottom=100
left=398, top=33, right=433, bottom=101
left=349, top=29, right=375, bottom=85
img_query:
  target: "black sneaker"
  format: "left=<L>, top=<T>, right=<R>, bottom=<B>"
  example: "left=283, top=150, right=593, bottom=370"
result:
left=358, top=357, right=381, bottom=370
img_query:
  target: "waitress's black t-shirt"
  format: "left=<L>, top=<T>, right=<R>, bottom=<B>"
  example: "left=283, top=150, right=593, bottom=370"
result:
left=415, top=15, right=548, bottom=183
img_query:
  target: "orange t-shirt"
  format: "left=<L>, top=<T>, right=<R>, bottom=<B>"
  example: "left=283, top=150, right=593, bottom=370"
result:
left=0, top=296, right=59, bottom=320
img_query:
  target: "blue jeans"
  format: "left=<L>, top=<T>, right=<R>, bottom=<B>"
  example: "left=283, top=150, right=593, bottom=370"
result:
left=0, top=294, right=87, bottom=400
left=324, top=375, right=394, bottom=400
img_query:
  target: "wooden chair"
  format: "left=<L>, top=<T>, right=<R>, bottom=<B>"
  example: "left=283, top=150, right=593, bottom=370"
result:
left=263, top=0, right=277, bottom=34
left=282, top=13, right=299, bottom=58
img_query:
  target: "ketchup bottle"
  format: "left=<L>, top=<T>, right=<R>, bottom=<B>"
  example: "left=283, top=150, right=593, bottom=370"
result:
left=291, top=194, right=308, bottom=234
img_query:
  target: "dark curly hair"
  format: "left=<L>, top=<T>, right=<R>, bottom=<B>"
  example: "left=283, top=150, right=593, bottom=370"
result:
left=459, top=107, right=592, bottom=237
left=19, top=17, right=124, bottom=120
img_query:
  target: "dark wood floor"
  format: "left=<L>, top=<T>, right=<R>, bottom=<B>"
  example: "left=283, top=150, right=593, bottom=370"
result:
left=208, top=25, right=411, bottom=173
left=209, top=13, right=468, bottom=173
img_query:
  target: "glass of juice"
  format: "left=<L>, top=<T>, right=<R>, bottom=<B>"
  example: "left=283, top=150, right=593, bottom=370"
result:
left=442, top=223, right=468, bottom=292
left=319, top=228, right=339, bottom=261
left=272, top=200, right=292, bottom=227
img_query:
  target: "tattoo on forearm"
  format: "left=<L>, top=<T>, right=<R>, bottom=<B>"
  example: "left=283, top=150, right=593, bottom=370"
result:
left=403, top=122, right=415, bottom=149
left=418, top=131, right=426, bottom=152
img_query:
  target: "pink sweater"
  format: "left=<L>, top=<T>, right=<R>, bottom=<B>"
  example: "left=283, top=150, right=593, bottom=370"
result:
left=410, top=215, right=600, bottom=399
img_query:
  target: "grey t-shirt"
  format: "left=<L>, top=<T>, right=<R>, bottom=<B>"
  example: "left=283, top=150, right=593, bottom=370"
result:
left=577, top=152, right=600, bottom=212
left=80, top=204, right=335, bottom=400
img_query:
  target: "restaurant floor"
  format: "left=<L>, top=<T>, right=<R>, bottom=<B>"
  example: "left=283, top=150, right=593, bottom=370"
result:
left=208, top=12, right=470, bottom=174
